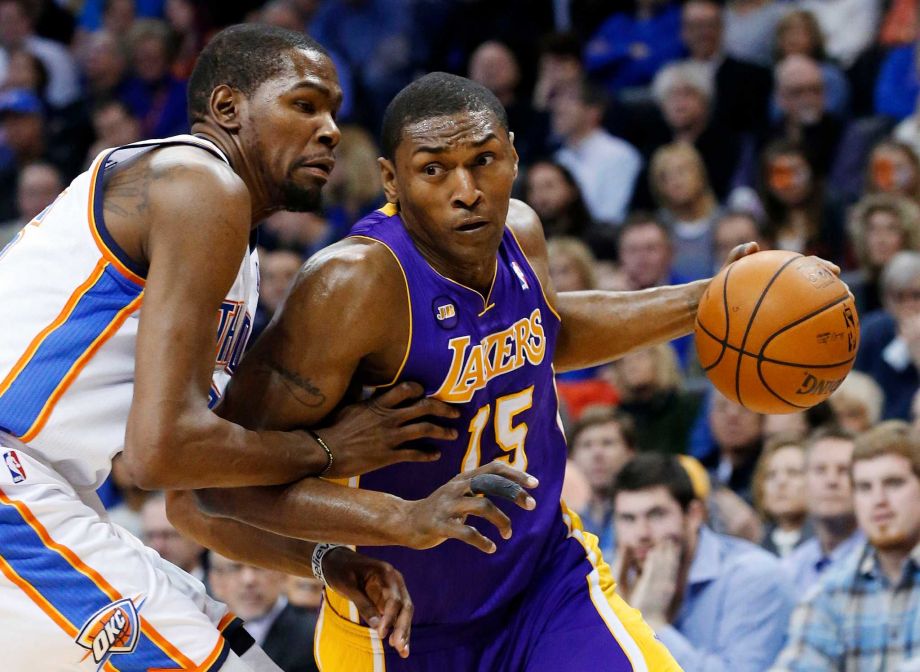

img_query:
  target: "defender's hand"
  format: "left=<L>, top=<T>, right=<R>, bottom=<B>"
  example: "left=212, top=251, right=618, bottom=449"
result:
left=403, top=461, right=539, bottom=554
left=317, top=382, right=460, bottom=478
left=323, top=547, right=415, bottom=659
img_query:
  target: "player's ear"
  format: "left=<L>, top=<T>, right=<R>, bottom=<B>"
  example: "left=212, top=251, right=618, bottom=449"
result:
left=508, top=131, right=519, bottom=178
left=210, top=84, right=242, bottom=132
left=378, top=156, right=399, bottom=205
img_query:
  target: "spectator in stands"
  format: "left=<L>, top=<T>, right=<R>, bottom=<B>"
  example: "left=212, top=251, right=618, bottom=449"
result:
left=608, top=343, right=702, bottom=455
left=285, top=574, right=323, bottom=612
left=649, top=142, right=720, bottom=280
left=866, top=140, right=920, bottom=202
left=617, top=213, right=680, bottom=289
left=708, top=391, right=764, bottom=504
left=259, top=210, right=332, bottom=259
left=894, top=94, right=920, bottom=159
left=0, top=160, right=62, bottom=245
left=758, top=140, right=846, bottom=265
left=772, top=10, right=850, bottom=120
left=845, top=193, right=920, bottom=314
left=724, top=0, right=789, bottom=69
left=651, top=61, right=745, bottom=199
left=771, top=55, right=844, bottom=178
left=468, top=40, right=551, bottom=165
left=209, top=552, right=318, bottom=672
left=87, top=98, right=142, bottom=162
left=753, top=434, right=812, bottom=558
left=547, top=237, right=597, bottom=292
left=0, top=0, right=81, bottom=108
left=798, top=0, right=880, bottom=71
left=569, top=407, right=638, bottom=561
left=141, top=493, right=206, bottom=582
left=533, top=32, right=584, bottom=112
left=164, top=0, right=212, bottom=80
left=1, top=49, right=48, bottom=97
left=914, top=390, right=920, bottom=434
left=613, top=453, right=795, bottom=671
left=783, top=426, right=863, bottom=594
left=552, top=81, right=642, bottom=225
left=78, top=30, right=131, bottom=106
left=712, top=209, right=770, bottom=273
left=525, top=160, right=594, bottom=240
left=855, top=251, right=920, bottom=420
left=0, top=89, right=82, bottom=220
left=309, top=0, right=413, bottom=126
left=829, top=371, right=885, bottom=436
left=762, top=411, right=810, bottom=443
left=582, top=0, right=684, bottom=93
left=680, top=0, right=773, bottom=135
left=772, top=421, right=920, bottom=672
left=323, top=125, right=384, bottom=237
left=252, top=248, right=303, bottom=341
left=121, top=19, right=188, bottom=138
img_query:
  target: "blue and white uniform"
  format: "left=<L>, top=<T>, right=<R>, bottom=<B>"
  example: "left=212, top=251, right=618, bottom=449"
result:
left=0, top=135, right=258, bottom=671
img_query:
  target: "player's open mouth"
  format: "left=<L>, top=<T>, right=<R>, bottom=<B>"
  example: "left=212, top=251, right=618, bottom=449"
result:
left=456, top=218, right=489, bottom=232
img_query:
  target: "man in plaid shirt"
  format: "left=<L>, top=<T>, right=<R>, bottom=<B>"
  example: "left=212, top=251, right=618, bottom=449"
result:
left=771, top=421, right=920, bottom=671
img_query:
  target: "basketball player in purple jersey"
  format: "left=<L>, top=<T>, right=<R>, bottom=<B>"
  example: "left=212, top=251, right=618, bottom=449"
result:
left=169, top=72, right=772, bottom=670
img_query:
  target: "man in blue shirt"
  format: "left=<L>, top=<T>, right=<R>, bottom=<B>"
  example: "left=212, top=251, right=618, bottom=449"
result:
left=783, top=426, right=864, bottom=593
left=771, top=421, right=920, bottom=671
left=613, top=453, right=795, bottom=671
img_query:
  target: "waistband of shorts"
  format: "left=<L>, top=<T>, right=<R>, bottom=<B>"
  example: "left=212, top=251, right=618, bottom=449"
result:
left=320, top=594, right=509, bottom=654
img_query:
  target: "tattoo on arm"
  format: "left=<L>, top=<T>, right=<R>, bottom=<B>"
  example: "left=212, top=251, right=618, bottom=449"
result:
left=103, top=164, right=154, bottom=219
left=259, top=357, right=327, bottom=408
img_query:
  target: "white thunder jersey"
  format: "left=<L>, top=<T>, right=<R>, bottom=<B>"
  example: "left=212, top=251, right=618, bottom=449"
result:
left=0, top=135, right=259, bottom=491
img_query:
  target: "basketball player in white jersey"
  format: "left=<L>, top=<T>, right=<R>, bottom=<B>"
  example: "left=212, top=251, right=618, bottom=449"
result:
left=0, top=25, right=536, bottom=671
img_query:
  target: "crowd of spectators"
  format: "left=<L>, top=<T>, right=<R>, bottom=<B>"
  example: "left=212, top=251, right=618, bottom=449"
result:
left=3, top=0, right=920, bottom=670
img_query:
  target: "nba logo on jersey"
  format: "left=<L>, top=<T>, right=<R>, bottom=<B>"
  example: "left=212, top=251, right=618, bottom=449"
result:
left=3, top=450, right=25, bottom=483
left=75, top=597, right=143, bottom=667
left=511, top=261, right=530, bottom=290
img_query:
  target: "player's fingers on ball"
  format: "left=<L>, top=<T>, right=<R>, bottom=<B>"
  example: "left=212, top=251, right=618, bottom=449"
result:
left=448, top=522, right=496, bottom=554
left=375, top=381, right=424, bottom=409
left=459, top=496, right=512, bottom=539
left=397, top=421, right=458, bottom=443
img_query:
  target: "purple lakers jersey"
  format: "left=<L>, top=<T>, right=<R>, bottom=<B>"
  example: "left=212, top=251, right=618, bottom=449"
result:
left=345, top=205, right=568, bottom=626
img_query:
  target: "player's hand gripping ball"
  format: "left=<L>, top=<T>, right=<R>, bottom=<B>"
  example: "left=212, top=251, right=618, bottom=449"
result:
left=695, top=250, right=860, bottom=414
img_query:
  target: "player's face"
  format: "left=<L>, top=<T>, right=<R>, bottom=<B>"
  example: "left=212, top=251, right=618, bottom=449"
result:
left=614, top=486, right=700, bottom=564
left=806, top=438, right=855, bottom=519
left=244, top=48, right=342, bottom=212
left=853, top=454, right=920, bottom=552
left=383, top=110, right=519, bottom=267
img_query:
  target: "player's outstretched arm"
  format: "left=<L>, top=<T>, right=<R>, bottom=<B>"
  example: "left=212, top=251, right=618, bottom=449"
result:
left=121, top=152, right=331, bottom=489
left=191, top=459, right=538, bottom=552
left=505, top=199, right=756, bottom=371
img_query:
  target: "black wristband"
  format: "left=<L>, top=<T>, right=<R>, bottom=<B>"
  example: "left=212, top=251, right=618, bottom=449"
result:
left=308, top=429, right=334, bottom=476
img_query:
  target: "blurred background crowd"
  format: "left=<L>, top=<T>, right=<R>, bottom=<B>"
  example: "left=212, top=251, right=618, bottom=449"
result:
left=3, top=0, right=920, bottom=670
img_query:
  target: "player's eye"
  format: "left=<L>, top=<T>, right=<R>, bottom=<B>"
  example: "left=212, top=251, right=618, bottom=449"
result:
left=476, top=153, right=495, bottom=167
left=295, top=100, right=316, bottom=114
left=424, top=164, right=444, bottom=177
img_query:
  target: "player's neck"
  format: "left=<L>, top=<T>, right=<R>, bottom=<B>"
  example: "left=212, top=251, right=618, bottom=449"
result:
left=406, top=227, right=497, bottom=296
left=190, top=124, right=275, bottom=225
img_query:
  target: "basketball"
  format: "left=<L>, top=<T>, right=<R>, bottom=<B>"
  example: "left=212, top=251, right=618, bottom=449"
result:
left=695, top=250, right=860, bottom=414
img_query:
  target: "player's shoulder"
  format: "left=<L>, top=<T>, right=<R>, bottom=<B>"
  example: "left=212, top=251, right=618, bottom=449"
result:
left=505, top=198, right=547, bottom=257
left=146, top=144, right=249, bottom=213
left=288, top=234, right=406, bottom=309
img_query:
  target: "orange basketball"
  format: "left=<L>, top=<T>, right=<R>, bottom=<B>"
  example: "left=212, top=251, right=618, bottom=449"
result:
left=695, top=250, right=860, bottom=414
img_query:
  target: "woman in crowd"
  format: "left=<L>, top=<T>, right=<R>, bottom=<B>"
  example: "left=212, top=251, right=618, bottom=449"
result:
left=753, top=434, right=812, bottom=558
left=865, top=139, right=920, bottom=202
left=828, top=371, right=885, bottom=435
left=649, top=141, right=721, bottom=280
left=758, top=139, right=847, bottom=266
left=845, top=192, right=920, bottom=313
